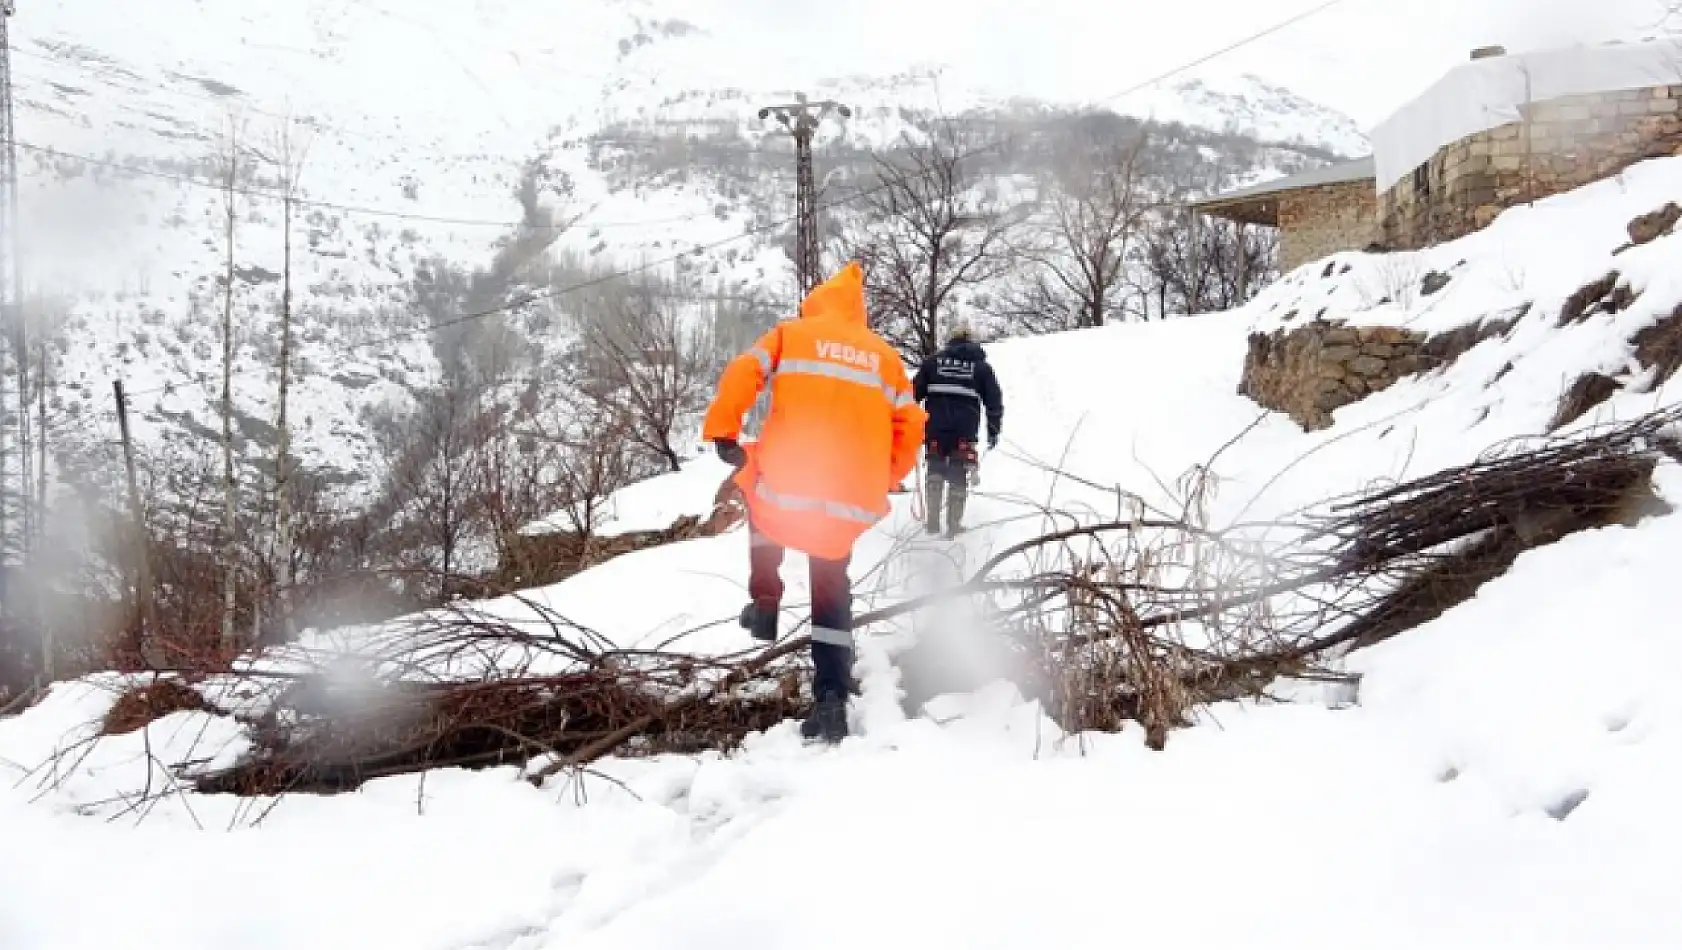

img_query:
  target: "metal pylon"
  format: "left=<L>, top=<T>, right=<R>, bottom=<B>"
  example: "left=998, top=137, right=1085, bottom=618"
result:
left=759, top=94, right=850, bottom=298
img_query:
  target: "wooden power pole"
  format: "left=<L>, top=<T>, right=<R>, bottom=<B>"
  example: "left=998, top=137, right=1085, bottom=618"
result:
left=758, top=94, right=850, bottom=297
left=113, top=380, right=159, bottom=665
left=0, top=1, right=20, bottom=603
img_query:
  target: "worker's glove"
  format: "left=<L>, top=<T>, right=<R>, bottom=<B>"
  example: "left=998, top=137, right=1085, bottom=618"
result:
left=715, top=438, right=747, bottom=468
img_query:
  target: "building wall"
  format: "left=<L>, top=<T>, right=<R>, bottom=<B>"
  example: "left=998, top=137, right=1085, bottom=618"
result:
left=1380, top=84, right=1682, bottom=249
left=1276, top=180, right=1378, bottom=271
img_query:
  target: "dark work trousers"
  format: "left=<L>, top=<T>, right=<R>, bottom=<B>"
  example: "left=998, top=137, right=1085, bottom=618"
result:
left=747, top=518, right=855, bottom=702
left=923, top=435, right=976, bottom=529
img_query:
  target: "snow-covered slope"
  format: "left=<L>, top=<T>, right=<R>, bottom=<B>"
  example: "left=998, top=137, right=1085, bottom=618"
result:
left=520, top=453, right=736, bottom=539
left=6, top=157, right=1682, bottom=947
left=12, top=0, right=1365, bottom=498
left=1126, top=71, right=1370, bottom=156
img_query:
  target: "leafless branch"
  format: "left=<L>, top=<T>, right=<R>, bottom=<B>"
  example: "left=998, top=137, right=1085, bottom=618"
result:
left=837, top=119, right=1024, bottom=360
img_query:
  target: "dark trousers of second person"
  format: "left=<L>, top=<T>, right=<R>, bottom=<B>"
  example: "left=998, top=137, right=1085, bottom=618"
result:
left=748, top=519, right=854, bottom=701
left=923, top=434, right=976, bottom=533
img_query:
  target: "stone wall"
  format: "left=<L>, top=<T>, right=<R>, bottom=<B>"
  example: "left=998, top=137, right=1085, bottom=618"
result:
left=1380, top=84, right=1682, bottom=248
left=1277, top=180, right=1378, bottom=271
left=1239, top=320, right=1429, bottom=431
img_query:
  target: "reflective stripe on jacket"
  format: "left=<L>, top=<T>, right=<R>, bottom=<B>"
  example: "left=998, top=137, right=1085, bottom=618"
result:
left=702, top=261, right=927, bottom=560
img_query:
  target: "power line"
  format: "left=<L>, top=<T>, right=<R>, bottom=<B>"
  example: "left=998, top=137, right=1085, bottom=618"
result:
left=10, top=56, right=532, bottom=166
left=341, top=0, right=1356, bottom=356
left=119, top=374, right=212, bottom=400
left=100, top=0, right=1354, bottom=399
left=14, top=0, right=1351, bottom=239
left=12, top=51, right=397, bottom=145
left=13, top=48, right=810, bottom=233
left=5, top=134, right=769, bottom=234
left=1071, top=0, right=1352, bottom=115
left=8, top=138, right=588, bottom=229
left=9, top=40, right=612, bottom=156
left=115, top=287, right=774, bottom=401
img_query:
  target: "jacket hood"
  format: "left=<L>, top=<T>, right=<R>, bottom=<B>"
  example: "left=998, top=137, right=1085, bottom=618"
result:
left=799, top=261, right=867, bottom=326
left=942, top=338, right=986, bottom=361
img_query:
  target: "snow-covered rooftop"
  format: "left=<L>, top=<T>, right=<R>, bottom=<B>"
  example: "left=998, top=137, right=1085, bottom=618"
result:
left=1195, top=156, right=1374, bottom=224
left=1371, top=37, right=1682, bottom=191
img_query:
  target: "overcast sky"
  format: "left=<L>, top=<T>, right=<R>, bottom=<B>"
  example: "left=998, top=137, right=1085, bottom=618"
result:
left=721, top=0, right=1672, bottom=128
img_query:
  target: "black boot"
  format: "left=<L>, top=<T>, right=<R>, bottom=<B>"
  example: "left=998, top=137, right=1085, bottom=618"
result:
left=944, top=486, right=967, bottom=539
left=803, top=642, right=853, bottom=743
left=738, top=601, right=778, bottom=642
left=923, top=474, right=944, bottom=535
left=800, top=694, right=848, bottom=744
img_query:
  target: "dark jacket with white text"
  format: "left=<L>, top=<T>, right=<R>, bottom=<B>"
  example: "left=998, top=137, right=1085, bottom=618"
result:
left=912, top=339, right=1003, bottom=446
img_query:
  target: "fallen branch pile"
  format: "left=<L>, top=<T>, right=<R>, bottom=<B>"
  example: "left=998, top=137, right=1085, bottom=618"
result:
left=173, top=405, right=1681, bottom=796
left=1284, top=402, right=1681, bottom=656
left=195, top=665, right=801, bottom=795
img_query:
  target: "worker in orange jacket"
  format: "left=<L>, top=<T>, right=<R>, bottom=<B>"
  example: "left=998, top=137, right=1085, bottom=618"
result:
left=702, top=261, right=927, bottom=743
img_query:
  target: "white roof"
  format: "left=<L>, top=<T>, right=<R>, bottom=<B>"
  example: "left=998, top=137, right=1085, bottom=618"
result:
left=1197, top=157, right=1374, bottom=207
left=1370, top=38, right=1682, bottom=192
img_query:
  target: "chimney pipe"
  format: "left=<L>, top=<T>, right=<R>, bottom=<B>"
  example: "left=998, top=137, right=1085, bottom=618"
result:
left=1470, top=45, right=1507, bottom=60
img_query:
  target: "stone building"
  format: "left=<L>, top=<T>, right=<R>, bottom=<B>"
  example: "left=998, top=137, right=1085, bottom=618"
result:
left=1196, top=38, right=1682, bottom=270
left=1190, top=157, right=1376, bottom=272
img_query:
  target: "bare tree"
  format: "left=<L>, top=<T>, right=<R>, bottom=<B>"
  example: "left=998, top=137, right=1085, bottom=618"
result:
left=32, top=317, right=46, bottom=542
left=573, top=275, right=715, bottom=472
left=1, top=265, right=34, bottom=564
left=215, top=116, right=245, bottom=653
left=841, top=121, right=1019, bottom=361
left=1115, top=153, right=1275, bottom=319
left=477, top=418, right=549, bottom=550
left=519, top=396, right=646, bottom=574
left=28, top=299, right=51, bottom=675
left=254, top=118, right=313, bottom=639
left=467, top=338, right=569, bottom=557
left=1001, top=134, right=1152, bottom=332
left=1131, top=152, right=1276, bottom=319
left=706, top=289, right=778, bottom=435
left=376, top=378, right=488, bottom=602
left=1137, top=208, right=1277, bottom=317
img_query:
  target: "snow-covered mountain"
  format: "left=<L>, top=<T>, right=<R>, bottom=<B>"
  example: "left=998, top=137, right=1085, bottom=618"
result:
left=11, top=0, right=1366, bottom=499
left=1118, top=71, right=1369, bottom=156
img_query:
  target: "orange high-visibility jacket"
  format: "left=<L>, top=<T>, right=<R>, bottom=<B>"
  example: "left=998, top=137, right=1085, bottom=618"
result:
left=702, top=262, right=927, bottom=560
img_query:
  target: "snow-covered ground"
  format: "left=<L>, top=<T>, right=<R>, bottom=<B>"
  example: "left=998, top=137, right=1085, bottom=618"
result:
left=6, top=159, right=1682, bottom=948
left=520, top=454, right=738, bottom=540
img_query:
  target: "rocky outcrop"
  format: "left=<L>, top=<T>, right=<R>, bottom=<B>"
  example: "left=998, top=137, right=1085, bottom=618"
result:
left=1548, top=372, right=1623, bottom=431
left=496, top=478, right=746, bottom=590
left=1626, top=201, right=1681, bottom=246
left=1632, top=303, right=1682, bottom=388
left=1544, top=302, right=1682, bottom=432
left=1240, top=320, right=1429, bottom=430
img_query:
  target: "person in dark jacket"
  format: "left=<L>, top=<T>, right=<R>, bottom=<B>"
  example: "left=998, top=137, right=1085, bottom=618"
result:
left=912, top=323, right=1003, bottom=537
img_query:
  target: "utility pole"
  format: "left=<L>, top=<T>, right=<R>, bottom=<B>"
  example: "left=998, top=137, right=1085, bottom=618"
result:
left=0, top=1, right=21, bottom=616
left=114, top=381, right=159, bottom=668
left=758, top=94, right=850, bottom=297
